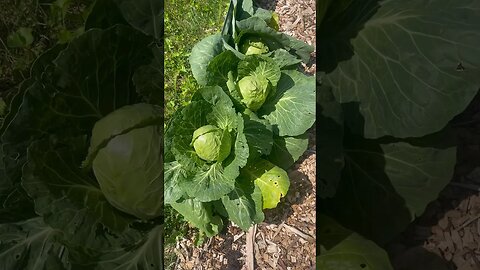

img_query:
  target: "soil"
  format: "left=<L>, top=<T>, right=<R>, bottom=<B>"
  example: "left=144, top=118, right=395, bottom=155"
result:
left=166, top=0, right=317, bottom=269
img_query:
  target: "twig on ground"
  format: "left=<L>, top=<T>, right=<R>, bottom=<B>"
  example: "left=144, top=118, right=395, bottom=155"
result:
left=283, top=224, right=315, bottom=242
left=233, top=232, right=245, bottom=243
left=450, top=182, right=480, bottom=192
left=246, top=225, right=256, bottom=270
left=457, top=214, right=480, bottom=231
left=272, top=222, right=284, bottom=240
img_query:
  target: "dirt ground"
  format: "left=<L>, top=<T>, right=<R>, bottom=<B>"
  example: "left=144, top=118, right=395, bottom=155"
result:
left=167, top=0, right=317, bottom=269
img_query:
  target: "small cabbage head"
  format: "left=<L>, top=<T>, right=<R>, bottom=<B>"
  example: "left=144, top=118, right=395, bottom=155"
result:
left=240, top=38, right=269, bottom=55
left=89, top=104, right=163, bottom=220
left=238, top=75, right=270, bottom=111
left=191, top=125, right=232, bottom=162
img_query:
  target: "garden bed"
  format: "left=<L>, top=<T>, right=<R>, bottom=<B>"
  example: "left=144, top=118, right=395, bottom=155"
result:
left=166, top=0, right=317, bottom=268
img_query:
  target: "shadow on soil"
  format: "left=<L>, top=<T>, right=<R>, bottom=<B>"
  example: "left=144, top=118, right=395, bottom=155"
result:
left=386, top=90, right=480, bottom=270
left=254, top=0, right=278, bottom=11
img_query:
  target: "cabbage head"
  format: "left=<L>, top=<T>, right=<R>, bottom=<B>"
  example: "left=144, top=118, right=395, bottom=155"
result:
left=87, top=103, right=163, bottom=220
left=237, top=75, right=270, bottom=111
left=191, top=125, right=232, bottom=162
left=240, top=37, right=269, bottom=55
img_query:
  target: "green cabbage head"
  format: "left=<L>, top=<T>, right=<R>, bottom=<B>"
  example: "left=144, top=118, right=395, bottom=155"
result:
left=191, top=125, right=232, bottom=162
left=88, top=103, right=163, bottom=220
left=238, top=75, right=270, bottom=111
left=240, top=37, right=269, bottom=55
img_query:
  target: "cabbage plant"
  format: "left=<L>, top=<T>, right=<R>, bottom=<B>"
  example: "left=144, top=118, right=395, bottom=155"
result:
left=189, top=0, right=314, bottom=87
left=164, top=85, right=255, bottom=234
left=0, top=0, right=165, bottom=268
left=165, top=0, right=316, bottom=238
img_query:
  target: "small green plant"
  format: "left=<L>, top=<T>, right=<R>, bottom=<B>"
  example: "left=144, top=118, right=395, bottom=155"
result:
left=6, top=27, right=34, bottom=48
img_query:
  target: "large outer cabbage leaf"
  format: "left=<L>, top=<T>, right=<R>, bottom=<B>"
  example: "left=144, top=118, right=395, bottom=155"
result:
left=271, top=49, right=302, bottom=69
left=240, top=159, right=289, bottom=209
left=164, top=161, right=187, bottom=204
left=114, top=0, right=163, bottom=39
left=321, top=0, right=480, bottom=138
left=23, top=137, right=137, bottom=249
left=86, top=0, right=163, bottom=39
left=259, top=70, right=315, bottom=136
left=318, top=215, right=394, bottom=270
left=320, top=130, right=457, bottom=244
left=205, top=50, right=240, bottom=89
left=268, top=134, right=308, bottom=170
left=133, top=45, right=164, bottom=105
left=72, top=225, right=164, bottom=270
left=2, top=25, right=151, bottom=191
left=242, top=110, right=273, bottom=159
left=170, top=198, right=223, bottom=237
left=221, top=171, right=264, bottom=231
left=189, top=34, right=225, bottom=86
left=317, top=83, right=344, bottom=198
left=0, top=218, right=70, bottom=270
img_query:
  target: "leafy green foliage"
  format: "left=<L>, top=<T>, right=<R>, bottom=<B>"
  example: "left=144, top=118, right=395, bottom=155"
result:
left=320, top=0, right=480, bottom=138
left=165, top=0, right=315, bottom=237
left=6, top=27, right=34, bottom=48
left=0, top=0, right=164, bottom=268
left=318, top=1, right=480, bottom=268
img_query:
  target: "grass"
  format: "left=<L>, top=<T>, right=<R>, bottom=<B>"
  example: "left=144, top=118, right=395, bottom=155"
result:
left=0, top=0, right=93, bottom=97
left=164, top=0, right=229, bottom=120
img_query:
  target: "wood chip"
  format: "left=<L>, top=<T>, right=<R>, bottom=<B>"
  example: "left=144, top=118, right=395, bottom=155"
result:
left=233, top=232, right=245, bottom=243
left=451, top=229, right=463, bottom=250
